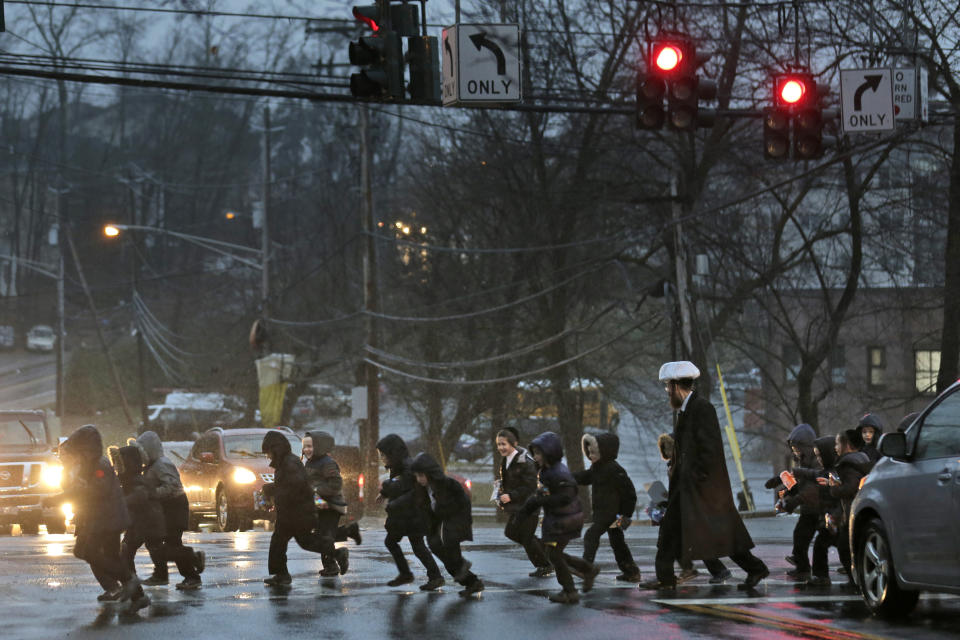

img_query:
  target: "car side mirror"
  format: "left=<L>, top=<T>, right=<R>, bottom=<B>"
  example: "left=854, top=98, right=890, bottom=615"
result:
left=878, top=432, right=907, bottom=459
left=200, top=452, right=216, bottom=464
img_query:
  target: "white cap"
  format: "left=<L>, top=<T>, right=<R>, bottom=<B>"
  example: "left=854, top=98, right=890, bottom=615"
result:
left=658, top=361, right=701, bottom=382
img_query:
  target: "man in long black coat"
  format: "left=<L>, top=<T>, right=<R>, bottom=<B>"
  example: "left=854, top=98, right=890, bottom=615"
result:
left=641, top=361, right=769, bottom=590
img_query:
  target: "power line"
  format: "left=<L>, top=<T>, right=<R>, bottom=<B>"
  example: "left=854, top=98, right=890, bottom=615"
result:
left=5, top=0, right=335, bottom=22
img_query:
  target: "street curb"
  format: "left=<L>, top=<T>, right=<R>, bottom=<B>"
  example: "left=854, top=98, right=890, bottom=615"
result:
left=469, top=507, right=777, bottom=525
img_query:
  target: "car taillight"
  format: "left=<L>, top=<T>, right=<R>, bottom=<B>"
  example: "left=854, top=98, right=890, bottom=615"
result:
left=465, top=479, right=472, bottom=490
left=358, top=473, right=364, bottom=500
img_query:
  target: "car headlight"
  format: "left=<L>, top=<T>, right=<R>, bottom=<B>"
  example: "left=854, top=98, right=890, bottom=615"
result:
left=42, top=464, right=63, bottom=488
left=233, top=467, right=257, bottom=484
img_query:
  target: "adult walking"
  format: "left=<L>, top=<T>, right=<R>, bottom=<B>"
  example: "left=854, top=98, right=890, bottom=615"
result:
left=640, top=361, right=769, bottom=591
left=494, top=428, right=552, bottom=576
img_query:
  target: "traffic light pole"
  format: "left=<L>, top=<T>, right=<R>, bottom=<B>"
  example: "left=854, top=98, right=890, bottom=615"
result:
left=672, top=175, right=694, bottom=358
left=360, top=105, right=381, bottom=495
left=261, top=106, right=272, bottom=318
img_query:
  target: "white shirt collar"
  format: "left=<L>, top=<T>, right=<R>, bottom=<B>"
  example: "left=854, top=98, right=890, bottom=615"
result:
left=680, top=392, right=692, bottom=413
left=505, top=448, right=519, bottom=467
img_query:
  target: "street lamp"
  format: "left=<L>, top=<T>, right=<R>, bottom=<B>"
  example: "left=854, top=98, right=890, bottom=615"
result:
left=102, top=223, right=265, bottom=272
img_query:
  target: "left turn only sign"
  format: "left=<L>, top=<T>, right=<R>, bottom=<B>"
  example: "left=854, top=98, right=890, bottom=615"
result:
left=442, top=24, right=522, bottom=106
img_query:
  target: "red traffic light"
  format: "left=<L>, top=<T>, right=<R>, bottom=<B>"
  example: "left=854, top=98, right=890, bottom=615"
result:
left=653, top=43, right=683, bottom=72
left=352, top=5, right=380, bottom=32
left=774, top=73, right=815, bottom=107
left=780, top=79, right=805, bottom=104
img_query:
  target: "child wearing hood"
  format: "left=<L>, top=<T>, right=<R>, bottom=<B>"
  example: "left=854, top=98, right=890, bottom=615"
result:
left=261, top=430, right=336, bottom=585
left=804, top=435, right=842, bottom=586
left=762, top=423, right=820, bottom=581
left=301, top=430, right=350, bottom=576
left=856, top=413, right=884, bottom=467
left=519, top=431, right=592, bottom=604
left=410, top=452, right=485, bottom=597
left=43, top=425, right=149, bottom=613
left=376, top=434, right=443, bottom=589
left=108, top=444, right=164, bottom=583
left=574, top=432, right=640, bottom=583
left=816, top=429, right=871, bottom=581
left=136, top=431, right=205, bottom=590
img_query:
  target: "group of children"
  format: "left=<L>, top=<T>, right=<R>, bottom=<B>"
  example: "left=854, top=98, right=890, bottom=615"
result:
left=765, top=413, right=882, bottom=587
left=58, top=414, right=887, bottom=610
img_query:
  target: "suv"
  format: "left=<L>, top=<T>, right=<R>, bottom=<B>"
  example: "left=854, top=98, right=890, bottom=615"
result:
left=177, top=427, right=365, bottom=532
left=25, top=325, right=55, bottom=352
left=0, top=410, right=69, bottom=534
left=850, top=380, right=960, bottom=617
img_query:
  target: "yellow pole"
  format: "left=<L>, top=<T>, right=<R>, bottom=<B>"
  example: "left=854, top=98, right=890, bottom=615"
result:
left=716, top=363, right=755, bottom=511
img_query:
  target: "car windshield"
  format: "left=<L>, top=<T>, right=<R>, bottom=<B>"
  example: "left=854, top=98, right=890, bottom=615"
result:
left=163, top=443, right=193, bottom=464
left=0, top=417, right=49, bottom=448
left=31, top=327, right=53, bottom=337
left=224, top=434, right=301, bottom=459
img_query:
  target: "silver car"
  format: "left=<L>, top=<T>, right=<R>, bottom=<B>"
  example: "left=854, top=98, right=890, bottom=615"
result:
left=850, top=379, right=960, bottom=617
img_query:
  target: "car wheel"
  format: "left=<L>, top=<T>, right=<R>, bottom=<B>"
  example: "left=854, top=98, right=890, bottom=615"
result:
left=216, top=489, right=239, bottom=532
left=44, top=519, right=67, bottom=535
left=858, top=518, right=919, bottom=617
left=20, top=521, right=40, bottom=535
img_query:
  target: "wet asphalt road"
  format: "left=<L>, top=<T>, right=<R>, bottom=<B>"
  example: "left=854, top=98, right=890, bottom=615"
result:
left=1, top=516, right=958, bottom=640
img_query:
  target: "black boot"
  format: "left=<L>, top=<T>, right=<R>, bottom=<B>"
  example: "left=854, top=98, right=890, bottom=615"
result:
left=347, top=522, right=362, bottom=545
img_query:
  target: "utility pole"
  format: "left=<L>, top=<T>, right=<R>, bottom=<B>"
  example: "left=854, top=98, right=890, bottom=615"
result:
left=360, top=105, right=380, bottom=491
left=261, top=105, right=271, bottom=318
left=129, top=174, right=148, bottom=427
left=672, top=175, right=694, bottom=358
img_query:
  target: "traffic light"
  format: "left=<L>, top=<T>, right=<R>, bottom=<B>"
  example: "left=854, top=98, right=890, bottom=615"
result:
left=349, top=4, right=403, bottom=101
left=766, top=72, right=829, bottom=160
left=407, top=35, right=440, bottom=104
left=638, top=37, right=715, bottom=131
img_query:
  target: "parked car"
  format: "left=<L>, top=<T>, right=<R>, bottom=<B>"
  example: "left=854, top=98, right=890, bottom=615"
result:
left=850, top=379, right=960, bottom=617
left=25, top=325, right=55, bottom=352
left=177, top=427, right=365, bottom=531
left=0, top=326, right=14, bottom=349
left=0, top=410, right=69, bottom=534
left=145, top=405, right=244, bottom=440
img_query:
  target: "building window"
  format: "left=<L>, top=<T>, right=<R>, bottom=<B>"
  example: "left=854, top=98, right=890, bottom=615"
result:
left=783, top=345, right=800, bottom=383
left=830, top=345, right=846, bottom=385
left=868, top=347, right=886, bottom=388
left=915, top=349, right=941, bottom=394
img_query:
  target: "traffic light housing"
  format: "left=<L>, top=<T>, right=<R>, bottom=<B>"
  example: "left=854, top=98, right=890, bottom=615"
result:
left=638, top=37, right=715, bottom=131
left=407, top=35, right=440, bottom=104
left=349, top=30, right=404, bottom=100
left=766, top=72, right=829, bottom=160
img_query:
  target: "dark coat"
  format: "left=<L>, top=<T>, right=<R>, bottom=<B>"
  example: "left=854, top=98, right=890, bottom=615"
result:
left=262, top=430, right=317, bottom=533
left=304, top=431, right=347, bottom=514
left=410, top=453, right=473, bottom=544
left=575, top=432, right=637, bottom=523
left=830, top=450, right=871, bottom=525
left=110, top=444, right=164, bottom=536
left=497, top=446, right=539, bottom=514
left=55, top=425, right=131, bottom=536
left=671, top=392, right=754, bottom=561
left=521, top=431, right=583, bottom=544
left=803, top=435, right=841, bottom=523
left=377, top=434, right=429, bottom=537
left=137, top=431, right=189, bottom=531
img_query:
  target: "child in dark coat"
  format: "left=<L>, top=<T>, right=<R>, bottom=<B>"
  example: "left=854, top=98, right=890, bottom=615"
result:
left=410, top=452, right=485, bottom=597
left=816, top=429, right=871, bottom=581
left=520, top=431, right=592, bottom=604
left=575, top=432, right=641, bottom=582
left=763, top=423, right=821, bottom=580
left=136, top=431, right=205, bottom=590
left=108, top=444, right=164, bottom=582
left=44, top=425, right=149, bottom=613
left=804, top=435, right=842, bottom=586
left=377, top=434, right=442, bottom=589
left=261, top=430, right=332, bottom=585
left=495, top=428, right=551, bottom=576
left=302, top=430, right=349, bottom=576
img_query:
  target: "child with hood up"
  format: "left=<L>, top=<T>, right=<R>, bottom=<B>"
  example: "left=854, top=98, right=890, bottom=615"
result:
left=261, top=430, right=335, bottom=585
left=804, top=435, right=842, bottom=586
left=136, top=431, right=205, bottom=590
left=302, top=430, right=350, bottom=577
left=762, top=423, right=821, bottom=581
left=43, top=425, right=149, bottom=613
left=376, top=434, right=443, bottom=589
left=519, top=431, right=592, bottom=604
left=108, top=444, right=164, bottom=583
left=856, top=413, right=884, bottom=467
left=410, top=452, right=485, bottom=597
left=574, top=432, right=640, bottom=583
left=816, top=429, right=871, bottom=581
